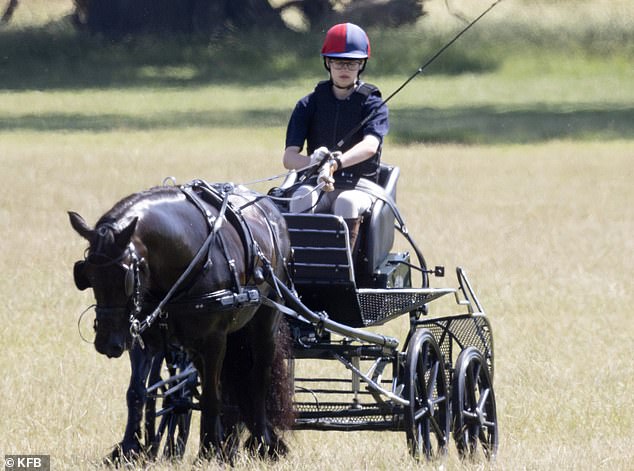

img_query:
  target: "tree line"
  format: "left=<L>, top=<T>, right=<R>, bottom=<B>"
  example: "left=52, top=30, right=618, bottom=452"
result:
left=2, top=0, right=428, bottom=34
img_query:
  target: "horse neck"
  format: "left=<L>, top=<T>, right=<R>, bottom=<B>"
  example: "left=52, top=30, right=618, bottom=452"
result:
left=138, top=198, right=244, bottom=295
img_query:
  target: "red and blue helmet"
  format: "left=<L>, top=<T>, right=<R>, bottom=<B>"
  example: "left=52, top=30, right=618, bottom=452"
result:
left=321, top=23, right=371, bottom=60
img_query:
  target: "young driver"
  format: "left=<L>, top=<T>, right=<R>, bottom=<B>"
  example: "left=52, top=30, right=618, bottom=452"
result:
left=283, top=23, right=389, bottom=254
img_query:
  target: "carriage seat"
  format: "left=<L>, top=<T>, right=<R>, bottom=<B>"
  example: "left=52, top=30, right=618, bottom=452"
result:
left=281, top=164, right=403, bottom=326
left=357, top=164, right=400, bottom=282
left=275, top=163, right=402, bottom=285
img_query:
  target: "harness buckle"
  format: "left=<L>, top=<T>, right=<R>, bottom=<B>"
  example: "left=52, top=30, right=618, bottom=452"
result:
left=129, top=318, right=145, bottom=349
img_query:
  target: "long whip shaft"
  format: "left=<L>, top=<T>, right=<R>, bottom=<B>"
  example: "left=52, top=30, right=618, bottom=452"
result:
left=335, top=0, right=503, bottom=149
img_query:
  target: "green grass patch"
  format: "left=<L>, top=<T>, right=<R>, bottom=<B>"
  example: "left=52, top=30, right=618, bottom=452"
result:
left=1, top=1, right=632, bottom=144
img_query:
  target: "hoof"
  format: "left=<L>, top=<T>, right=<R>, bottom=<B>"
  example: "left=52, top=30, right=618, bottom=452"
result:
left=104, top=441, right=144, bottom=467
left=245, top=434, right=288, bottom=460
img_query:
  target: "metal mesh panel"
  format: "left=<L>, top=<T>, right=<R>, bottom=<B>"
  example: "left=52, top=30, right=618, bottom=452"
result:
left=419, top=314, right=494, bottom=381
left=293, top=401, right=398, bottom=429
left=357, top=290, right=429, bottom=326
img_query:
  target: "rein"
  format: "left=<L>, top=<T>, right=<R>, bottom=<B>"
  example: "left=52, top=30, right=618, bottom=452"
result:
left=128, top=187, right=234, bottom=346
left=128, top=182, right=268, bottom=348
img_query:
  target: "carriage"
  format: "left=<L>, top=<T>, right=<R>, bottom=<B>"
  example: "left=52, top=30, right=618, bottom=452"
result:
left=133, top=163, right=498, bottom=461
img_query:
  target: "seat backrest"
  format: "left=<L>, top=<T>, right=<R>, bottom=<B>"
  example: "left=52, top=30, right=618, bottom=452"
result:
left=284, top=214, right=354, bottom=283
left=284, top=213, right=365, bottom=327
left=358, top=164, right=400, bottom=279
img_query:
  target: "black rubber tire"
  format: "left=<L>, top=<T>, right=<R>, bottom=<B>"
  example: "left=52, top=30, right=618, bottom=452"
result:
left=452, top=346, right=498, bottom=459
left=403, top=329, right=450, bottom=460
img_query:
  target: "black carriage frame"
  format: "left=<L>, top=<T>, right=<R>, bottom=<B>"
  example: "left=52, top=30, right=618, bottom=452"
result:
left=142, top=165, right=498, bottom=460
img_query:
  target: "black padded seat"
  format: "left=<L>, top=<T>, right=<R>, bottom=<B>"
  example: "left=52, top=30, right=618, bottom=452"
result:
left=357, top=164, right=400, bottom=281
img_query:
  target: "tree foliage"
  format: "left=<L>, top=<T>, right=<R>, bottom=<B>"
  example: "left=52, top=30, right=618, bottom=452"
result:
left=72, top=0, right=427, bottom=35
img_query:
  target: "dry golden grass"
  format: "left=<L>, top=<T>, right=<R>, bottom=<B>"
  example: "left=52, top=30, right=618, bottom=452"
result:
left=1, top=132, right=632, bottom=469
left=1, top=0, right=633, bottom=469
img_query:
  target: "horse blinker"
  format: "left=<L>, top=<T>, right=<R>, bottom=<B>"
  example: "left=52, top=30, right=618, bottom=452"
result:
left=73, top=260, right=91, bottom=290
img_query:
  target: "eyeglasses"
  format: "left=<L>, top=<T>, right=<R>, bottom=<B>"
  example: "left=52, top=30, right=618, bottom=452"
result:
left=328, top=59, right=363, bottom=71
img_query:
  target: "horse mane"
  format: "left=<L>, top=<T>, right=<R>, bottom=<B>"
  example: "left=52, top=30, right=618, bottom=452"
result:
left=96, top=186, right=179, bottom=227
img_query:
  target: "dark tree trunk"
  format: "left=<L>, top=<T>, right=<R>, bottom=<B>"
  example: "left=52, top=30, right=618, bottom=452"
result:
left=225, top=0, right=286, bottom=29
left=1, top=0, right=19, bottom=24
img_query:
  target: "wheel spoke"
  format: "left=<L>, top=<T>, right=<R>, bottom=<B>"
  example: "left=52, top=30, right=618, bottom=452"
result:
left=427, top=360, right=439, bottom=399
left=179, top=411, right=192, bottom=449
left=477, top=387, right=491, bottom=412
left=429, top=415, right=447, bottom=445
left=420, top=347, right=429, bottom=380
left=472, top=361, right=482, bottom=387
left=471, top=423, right=481, bottom=447
left=431, top=393, right=447, bottom=407
left=481, top=429, right=495, bottom=459
left=465, top=363, right=478, bottom=409
left=423, top=420, right=432, bottom=457
left=414, top=406, right=429, bottom=422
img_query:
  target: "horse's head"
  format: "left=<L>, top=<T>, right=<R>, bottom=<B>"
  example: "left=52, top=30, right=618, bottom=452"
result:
left=69, top=211, right=142, bottom=358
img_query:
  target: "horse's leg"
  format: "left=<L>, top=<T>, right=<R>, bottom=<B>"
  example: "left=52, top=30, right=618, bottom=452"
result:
left=197, top=333, right=228, bottom=461
left=243, top=306, right=288, bottom=459
left=109, top=344, right=153, bottom=462
left=220, top=397, right=244, bottom=465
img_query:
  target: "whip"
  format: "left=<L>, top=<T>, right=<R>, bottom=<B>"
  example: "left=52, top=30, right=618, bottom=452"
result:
left=333, top=0, right=504, bottom=152
left=248, top=0, right=504, bottom=188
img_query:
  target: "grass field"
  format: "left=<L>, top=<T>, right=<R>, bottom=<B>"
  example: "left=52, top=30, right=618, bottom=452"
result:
left=1, top=0, right=633, bottom=470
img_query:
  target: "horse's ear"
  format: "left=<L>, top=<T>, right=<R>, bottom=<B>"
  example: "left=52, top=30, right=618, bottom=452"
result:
left=68, top=211, right=94, bottom=240
left=73, top=260, right=91, bottom=290
left=114, top=217, right=138, bottom=249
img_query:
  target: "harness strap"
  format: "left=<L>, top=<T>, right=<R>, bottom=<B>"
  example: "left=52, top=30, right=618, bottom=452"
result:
left=181, top=181, right=257, bottom=283
left=161, top=288, right=262, bottom=316
left=130, top=191, right=232, bottom=343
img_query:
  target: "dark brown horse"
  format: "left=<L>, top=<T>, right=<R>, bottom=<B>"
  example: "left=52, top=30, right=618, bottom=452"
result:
left=69, top=182, right=293, bottom=461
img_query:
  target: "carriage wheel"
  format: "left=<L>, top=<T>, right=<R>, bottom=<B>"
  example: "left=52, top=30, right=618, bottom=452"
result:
left=149, top=354, right=198, bottom=459
left=452, top=347, right=498, bottom=459
left=403, top=329, right=450, bottom=460
left=153, top=405, right=192, bottom=458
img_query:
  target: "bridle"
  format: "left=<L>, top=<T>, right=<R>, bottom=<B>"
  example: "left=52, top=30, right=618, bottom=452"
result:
left=84, top=236, right=143, bottom=334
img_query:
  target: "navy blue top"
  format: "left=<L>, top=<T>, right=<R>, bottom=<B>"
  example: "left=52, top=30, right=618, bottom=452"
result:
left=285, top=80, right=389, bottom=183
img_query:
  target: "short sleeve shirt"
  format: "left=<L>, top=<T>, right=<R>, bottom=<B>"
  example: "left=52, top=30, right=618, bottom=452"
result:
left=285, top=80, right=389, bottom=155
